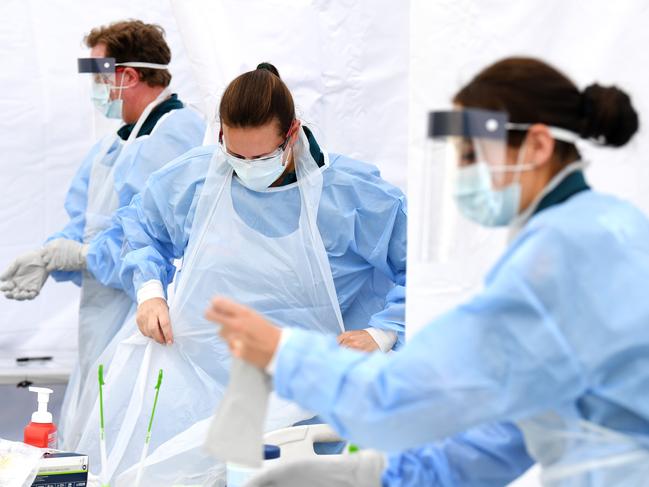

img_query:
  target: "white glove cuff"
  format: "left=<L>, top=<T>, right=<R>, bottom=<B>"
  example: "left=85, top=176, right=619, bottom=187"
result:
left=136, top=279, right=166, bottom=305
left=81, top=244, right=90, bottom=259
left=364, top=327, right=397, bottom=353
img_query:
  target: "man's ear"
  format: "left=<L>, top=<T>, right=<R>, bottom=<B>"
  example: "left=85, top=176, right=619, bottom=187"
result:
left=121, top=67, right=141, bottom=87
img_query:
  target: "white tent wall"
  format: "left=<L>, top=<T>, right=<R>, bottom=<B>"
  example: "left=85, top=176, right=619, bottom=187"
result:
left=170, top=0, right=410, bottom=186
left=0, top=0, right=200, bottom=438
left=408, top=1, right=649, bottom=485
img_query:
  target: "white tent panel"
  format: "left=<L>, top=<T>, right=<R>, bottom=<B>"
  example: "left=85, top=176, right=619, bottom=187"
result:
left=171, top=0, right=409, bottom=186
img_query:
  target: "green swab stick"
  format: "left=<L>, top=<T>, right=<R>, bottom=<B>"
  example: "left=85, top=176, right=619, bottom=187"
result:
left=98, top=364, right=109, bottom=487
left=134, top=369, right=163, bottom=487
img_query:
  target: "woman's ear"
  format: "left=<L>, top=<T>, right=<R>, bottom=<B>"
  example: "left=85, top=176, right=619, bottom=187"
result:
left=287, top=119, right=301, bottom=146
left=526, top=124, right=556, bottom=166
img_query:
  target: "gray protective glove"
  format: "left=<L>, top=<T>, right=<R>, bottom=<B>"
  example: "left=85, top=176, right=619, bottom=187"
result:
left=243, top=450, right=386, bottom=487
left=41, top=238, right=89, bottom=272
left=204, top=358, right=272, bottom=467
left=0, top=250, right=49, bottom=300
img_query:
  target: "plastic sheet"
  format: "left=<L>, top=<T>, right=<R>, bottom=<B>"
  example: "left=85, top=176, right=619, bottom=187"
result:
left=0, top=439, right=42, bottom=487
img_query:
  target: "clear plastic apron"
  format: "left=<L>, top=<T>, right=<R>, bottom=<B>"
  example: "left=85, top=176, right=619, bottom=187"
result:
left=518, top=412, right=649, bottom=486
left=73, top=128, right=344, bottom=486
left=60, top=89, right=171, bottom=447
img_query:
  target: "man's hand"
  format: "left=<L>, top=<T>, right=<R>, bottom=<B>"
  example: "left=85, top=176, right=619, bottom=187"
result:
left=337, top=330, right=379, bottom=352
left=0, top=250, right=49, bottom=300
left=41, top=238, right=88, bottom=272
left=136, top=297, right=173, bottom=345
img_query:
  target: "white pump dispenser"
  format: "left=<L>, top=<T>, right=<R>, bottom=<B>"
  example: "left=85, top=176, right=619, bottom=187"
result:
left=29, top=386, right=53, bottom=423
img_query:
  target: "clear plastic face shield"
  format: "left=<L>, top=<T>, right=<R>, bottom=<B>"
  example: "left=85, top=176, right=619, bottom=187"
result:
left=407, top=108, right=584, bottom=337
left=416, top=109, right=510, bottom=262
left=428, top=109, right=519, bottom=231
left=77, top=57, right=168, bottom=120
left=425, top=109, right=584, bottom=232
left=407, top=109, right=511, bottom=336
left=78, top=57, right=121, bottom=119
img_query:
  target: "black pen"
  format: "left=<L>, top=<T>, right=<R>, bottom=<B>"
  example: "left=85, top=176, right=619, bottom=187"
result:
left=16, top=356, right=53, bottom=363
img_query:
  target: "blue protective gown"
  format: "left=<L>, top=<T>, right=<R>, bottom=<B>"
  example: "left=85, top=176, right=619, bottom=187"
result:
left=383, top=422, right=532, bottom=486
left=52, top=100, right=205, bottom=287
left=98, top=135, right=408, bottom=339
left=93, top=131, right=541, bottom=482
left=270, top=183, right=649, bottom=485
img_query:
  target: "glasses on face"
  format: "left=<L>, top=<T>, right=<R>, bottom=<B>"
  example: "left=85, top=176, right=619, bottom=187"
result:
left=92, top=68, right=132, bottom=89
left=218, top=132, right=291, bottom=162
left=92, top=73, right=113, bottom=85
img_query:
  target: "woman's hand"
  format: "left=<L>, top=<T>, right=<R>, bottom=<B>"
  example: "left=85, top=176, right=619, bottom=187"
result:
left=205, top=297, right=281, bottom=369
left=136, top=297, right=173, bottom=345
left=337, top=330, right=379, bottom=352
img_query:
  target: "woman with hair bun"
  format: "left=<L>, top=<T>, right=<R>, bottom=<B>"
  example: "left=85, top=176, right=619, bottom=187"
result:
left=128, top=61, right=406, bottom=353
left=73, top=62, right=407, bottom=483
left=212, top=57, right=649, bottom=486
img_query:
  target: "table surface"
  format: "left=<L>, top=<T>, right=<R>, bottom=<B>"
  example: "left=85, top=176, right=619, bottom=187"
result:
left=0, top=355, right=75, bottom=385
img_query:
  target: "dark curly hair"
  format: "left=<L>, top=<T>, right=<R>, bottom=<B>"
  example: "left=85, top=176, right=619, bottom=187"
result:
left=85, top=19, right=172, bottom=87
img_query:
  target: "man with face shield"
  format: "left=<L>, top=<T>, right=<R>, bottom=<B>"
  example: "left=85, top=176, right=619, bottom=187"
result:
left=0, top=20, right=205, bottom=445
left=209, top=57, right=649, bottom=486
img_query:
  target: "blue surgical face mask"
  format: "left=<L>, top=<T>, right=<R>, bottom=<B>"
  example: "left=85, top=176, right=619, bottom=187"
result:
left=454, top=161, right=521, bottom=227
left=91, top=81, right=123, bottom=119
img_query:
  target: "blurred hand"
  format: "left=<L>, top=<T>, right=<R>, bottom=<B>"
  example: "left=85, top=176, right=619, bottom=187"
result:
left=337, top=330, right=379, bottom=352
left=205, top=297, right=281, bottom=369
left=136, top=297, right=173, bottom=345
left=0, top=250, right=49, bottom=300
left=41, top=238, right=88, bottom=271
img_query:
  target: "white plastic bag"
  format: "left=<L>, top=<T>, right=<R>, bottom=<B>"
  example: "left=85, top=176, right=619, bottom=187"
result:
left=0, top=439, right=42, bottom=487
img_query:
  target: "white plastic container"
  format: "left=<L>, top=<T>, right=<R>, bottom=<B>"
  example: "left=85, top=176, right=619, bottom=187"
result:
left=226, top=444, right=281, bottom=487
